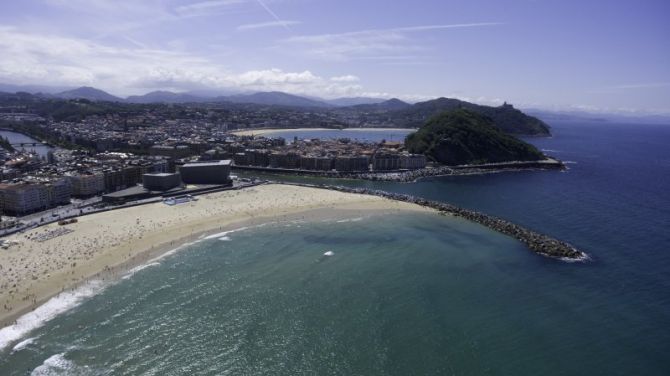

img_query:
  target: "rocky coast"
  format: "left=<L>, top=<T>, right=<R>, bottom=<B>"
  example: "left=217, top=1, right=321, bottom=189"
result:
left=278, top=182, right=588, bottom=261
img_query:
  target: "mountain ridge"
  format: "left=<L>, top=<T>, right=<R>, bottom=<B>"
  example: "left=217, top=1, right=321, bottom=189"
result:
left=125, top=91, right=205, bottom=104
left=0, top=84, right=552, bottom=134
left=55, top=86, right=123, bottom=102
left=222, top=91, right=332, bottom=108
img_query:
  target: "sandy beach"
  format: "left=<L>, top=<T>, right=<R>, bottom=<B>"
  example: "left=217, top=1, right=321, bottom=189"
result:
left=231, top=127, right=416, bottom=137
left=232, top=127, right=334, bottom=136
left=0, top=184, right=430, bottom=329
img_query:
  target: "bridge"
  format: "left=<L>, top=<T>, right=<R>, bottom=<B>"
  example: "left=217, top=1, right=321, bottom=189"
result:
left=11, top=142, right=49, bottom=147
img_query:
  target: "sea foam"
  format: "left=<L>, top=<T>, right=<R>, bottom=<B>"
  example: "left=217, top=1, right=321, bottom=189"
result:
left=204, top=226, right=251, bottom=240
left=204, top=223, right=274, bottom=241
left=336, top=217, right=364, bottom=223
left=121, top=262, right=161, bottom=280
left=30, top=352, right=86, bottom=375
left=0, top=280, right=105, bottom=352
left=11, top=336, right=36, bottom=352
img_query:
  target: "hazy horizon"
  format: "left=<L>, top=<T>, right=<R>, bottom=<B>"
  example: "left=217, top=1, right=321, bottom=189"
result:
left=1, top=0, right=668, bottom=114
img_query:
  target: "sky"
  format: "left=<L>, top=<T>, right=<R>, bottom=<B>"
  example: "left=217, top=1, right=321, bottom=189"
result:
left=0, top=0, right=668, bottom=113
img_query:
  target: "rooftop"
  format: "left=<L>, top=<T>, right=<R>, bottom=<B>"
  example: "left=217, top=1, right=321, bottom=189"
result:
left=183, top=160, right=231, bottom=168
left=143, top=172, right=179, bottom=177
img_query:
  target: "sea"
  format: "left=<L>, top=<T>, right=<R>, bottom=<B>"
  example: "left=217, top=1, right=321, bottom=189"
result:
left=1, top=121, right=669, bottom=375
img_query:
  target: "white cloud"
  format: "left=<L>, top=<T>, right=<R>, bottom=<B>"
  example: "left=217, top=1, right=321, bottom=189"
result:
left=235, top=68, right=318, bottom=85
left=237, top=20, right=300, bottom=31
left=254, top=0, right=292, bottom=31
left=0, top=27, right=369, bottom=98
left=41, top=0, right=259, bottom=37
left=606, top=82, right=670, bottom=90
left=280, top=30, right=412, bottom=61
left=174, top=0, right=247, bottom=16
left=278, top=22, right=501, bottom=61
left=390, top=22, right=501, bottom=32
left=330, top=75, right=360, bottom=82
left=45, top=0, right=161, bottom=14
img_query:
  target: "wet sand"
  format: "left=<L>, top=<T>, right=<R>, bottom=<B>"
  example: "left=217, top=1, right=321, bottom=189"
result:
left=0, top=184, right=430, bottom=329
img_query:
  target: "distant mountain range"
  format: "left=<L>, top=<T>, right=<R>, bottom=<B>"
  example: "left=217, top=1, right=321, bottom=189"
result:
left=324, top=97, right=387, bottom=106
left=0, top=83, right=74, bottom=95
left=224, top=91, right=331, bottom=108
left=348, top=98, right=412, bottom=111
left=0, top=84, right=387, bottom=108
left=2, top=84, right=668, bottom=126
left=125, top=90, right=204, bottom=104
left=526, top=109, right=670, bottom=125
left=55, top=86, right=123, bottom=102
left=0, top=85, right=551, bottom=135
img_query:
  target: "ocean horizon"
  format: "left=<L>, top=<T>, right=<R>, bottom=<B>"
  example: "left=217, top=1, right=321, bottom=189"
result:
left=1, top=121, right=669, bottom=375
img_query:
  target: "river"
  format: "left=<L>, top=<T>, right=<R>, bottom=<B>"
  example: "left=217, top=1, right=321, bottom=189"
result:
left=0, top=130, right=54, bottom=158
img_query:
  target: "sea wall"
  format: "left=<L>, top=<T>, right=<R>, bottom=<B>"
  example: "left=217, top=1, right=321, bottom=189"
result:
left=278, top=182, right=587, bottom=261
left=233, top=159, right=564, bottom=183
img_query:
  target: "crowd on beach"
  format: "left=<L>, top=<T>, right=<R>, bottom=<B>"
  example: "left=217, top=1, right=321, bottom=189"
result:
left=0, top=180, right=585, bottom=331
left=0, top=185, right=395, bottom=325
left=26, top=227, right=74, bottom=243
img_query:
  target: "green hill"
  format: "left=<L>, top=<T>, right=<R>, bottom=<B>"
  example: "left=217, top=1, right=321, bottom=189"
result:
left=394, top=98, right=551, bottom=136
left=405, top=109, right=545, bottom=165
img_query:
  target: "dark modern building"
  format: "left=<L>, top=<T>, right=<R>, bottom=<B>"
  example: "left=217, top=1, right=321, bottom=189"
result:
left=142, top=172, right=182, bottom=191
left=179, top=160, right=231, bottom=185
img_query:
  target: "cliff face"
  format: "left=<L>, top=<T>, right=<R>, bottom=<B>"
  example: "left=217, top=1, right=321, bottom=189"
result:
left=405, top=109, right=545, bottom=165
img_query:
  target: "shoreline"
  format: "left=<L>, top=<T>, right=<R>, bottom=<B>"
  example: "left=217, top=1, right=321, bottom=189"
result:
left=232, top=158, right=565, bottom=182
left=276, top=182, right=588, bottom=261
left=0, top=180, right=587, bottom=342
left=231, top=127, right=416, bottom=137
left=0, top=184, right=429, bottom=332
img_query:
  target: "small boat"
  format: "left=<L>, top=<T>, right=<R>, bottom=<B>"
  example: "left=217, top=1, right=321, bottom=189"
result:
left=323, top=251, right=334, bottom=257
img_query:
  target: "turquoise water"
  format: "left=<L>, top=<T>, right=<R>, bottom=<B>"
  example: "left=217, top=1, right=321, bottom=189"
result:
left=1, top=121, right=670, bottom=374
left=0, top=214, right=588, bottom=375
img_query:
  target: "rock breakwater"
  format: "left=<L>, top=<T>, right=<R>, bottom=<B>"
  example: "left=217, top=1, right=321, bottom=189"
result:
left=279, top=182, right=587, bottom=261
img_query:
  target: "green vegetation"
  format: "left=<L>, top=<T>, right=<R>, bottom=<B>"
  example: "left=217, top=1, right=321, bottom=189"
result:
left=405, top=109, right=545, bottom=165
left=38, top=99, right=110, bottom=122
left=0, top=136, right=15, bottom=152
left=392, top=98, right=551, bottom=136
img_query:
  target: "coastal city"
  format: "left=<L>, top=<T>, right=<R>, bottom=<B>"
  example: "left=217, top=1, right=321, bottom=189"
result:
left=0, top=105, right=430, bottom=227
left=2, top=1, right=668, bottom=374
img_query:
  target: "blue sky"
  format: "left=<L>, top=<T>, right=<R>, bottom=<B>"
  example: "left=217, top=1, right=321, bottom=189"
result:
left=0, top=0, right=668, bottom=113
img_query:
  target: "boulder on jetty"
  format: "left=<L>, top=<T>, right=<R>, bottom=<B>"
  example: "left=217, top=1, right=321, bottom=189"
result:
left=278, top=182, right=587, bottom=261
